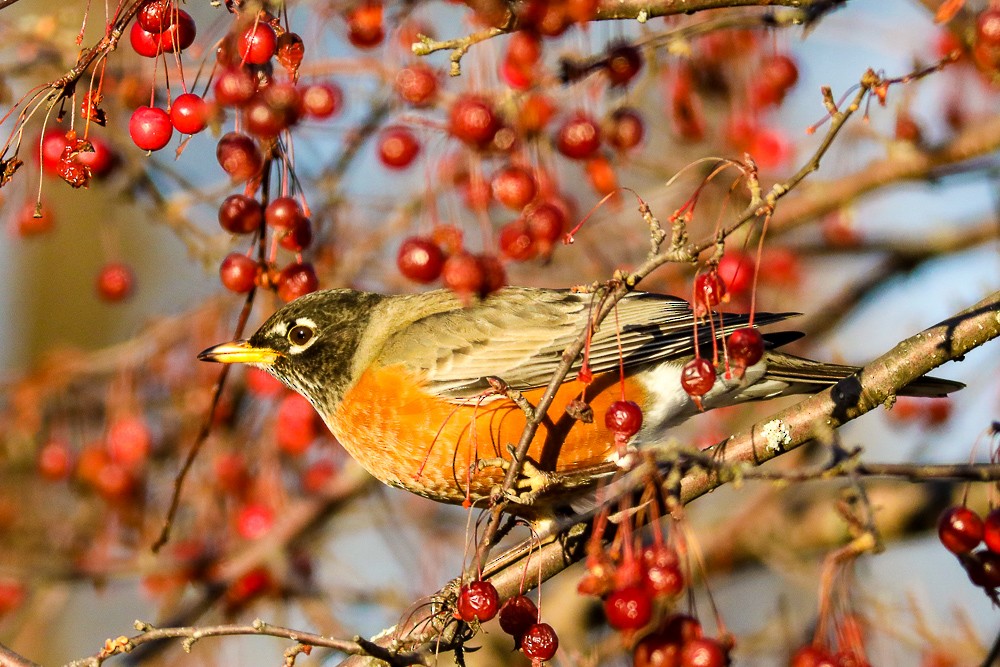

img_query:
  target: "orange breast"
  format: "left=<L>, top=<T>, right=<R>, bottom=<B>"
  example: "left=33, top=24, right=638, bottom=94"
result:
left=328, top=365, right=648, bottom=504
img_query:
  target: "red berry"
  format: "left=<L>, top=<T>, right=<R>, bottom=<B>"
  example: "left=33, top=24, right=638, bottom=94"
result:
left=978, top=8, right=1000, bottom=48
left=276, top=262, right=319, bottom=302
left=276, top=393, right=318, bottom=455
left=499, top=595, right=539, bottom=640
left=606, top=107, right=645, bottom=151
left=278, top=218, right=313, bottom=252
left=106, top=415, right=152, bottom=467
left=750, top=127, right=791, bottom=169
left=605, top=400, right=643, bottom=439
left=750, top=53, right=799, bottom=108
left=521, top=622, right=558, bottom=661
left=634, top=631, right=681, bottom=667
left=518, top=93, right=556, bottom=135
left=938, top=506, right=984, bottom=554
left=129, top=21, right=162, bottom=58
left=238, top=21, right=277, bottom=65
left=38, top=439, right=73, bottom=481
left=984, top=508, right=1000, bottom=554
left=170, top=93, right=209, bottom=134
left=680, top=638, right=729, bottom=667
left=346, top=3, right=384, bottom=49
left=378, top=126, right=421, bottom=169
left=94, top=461, right=135, bottom=501
left=681, top=358, right=715, bottom=398
left=302, top=459, right=338, bottom=494
left=214, top=67, right=257, bottom=107
left=524, top=201, right=566, bottom=249
left=790, top=645, right=838, bottom=667
left=216, top=132, right=263, bottom=181
left=555, top=113, right=601, bottom=159
left=15, top=201, right=54, bottom=237
left=0, top=579, right=25, bottom=616
left=499, top=220, right=537, bottom=262
left=604, top=585, right=653, bottom=631
left=236, top=503, right=274, bottom=540
left=395, top=64, right=438, bottom=107
left=214, top=452, right=249, bottom=493
left=218, top=194, right=263, bottom=234
left=449, top=96, right=501, bottom=148
left=717, top=252, right=755, bottom=297
left=478, top=253, right=506, bottom=294
left=220, top=253, right=258, bottom=293
left=442, top=251, right=486, bottom=298
left=96, top=262, right=135, bottom=302
left=158, top=9, right=196, bottom=52
left=137, top=0, right=174, bottom=32
left=726, top=328, right=764, bottom=373
left=585, top=156, right=617, bottom=196
left=455, top=580, right=499, bottom=622
left=491, top=165, right=537, bottom=210
left=276, top=31, right=305, bottom=77
left=971, top=549, right=1000, bottom=588
left=506, top=30, right=542, bottom=67
left=605, top=41, right=643, bottom=86
left=694, top=272, right=727, bottom=315
left=397, top=236, right=444, bottom=283
left=642, top=545, right=684, bottom=598
left=265, top=196, right=303, bottom=230
left=301, top=82, right=342, bottom=119
left=129, top=106, right=173, bottom=151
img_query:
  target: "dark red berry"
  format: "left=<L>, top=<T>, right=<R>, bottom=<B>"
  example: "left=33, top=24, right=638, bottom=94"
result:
left=378, top=126, right=421, bottom=169
left=605, top=400, right=642, bottom=439
left=278, top=218, right=313, bottom=252
left=606, top=107, right=645, bottom=151
left=455, top=580, right=499, bottom=622
left=218, top=194, right=263, bottom=234
left=219, top=253, right=258, bottom=293
left=276, top=262, right=319, bottom=302
left=938, top=506, right=984, bottom=554
left=216, top=132, right=263, bottom=182
left=680, top=638, right=729, bottom=667
left=603, top=585, right=653, bottom=631
left=717, top=251, right=755, bottom=297
left=555, top=112, right=601, bottom=159
left=395, top=64, right=438, bottom=107
left=642, top=545, right=684, bottom=597
left=449, top=96, right=501, bottom=149
left=214, top=67, right=257, bottom=107
left=491, top=165, right=537, bottom=210
left=681, top=358, right=716, bottom=399
left=499, top=595, right=538, bottom=640
left=605, top=41, right=642, bottom=86
left=520, top=622, right=558, bottom=661
left=170, top=93, right=209, bottom=134
left=477, top=253, right=506, bottom=294
left=634, top=630, right=681, bottom=667
left=238, top=21, right=277, bottom=65
left=129, top=106, right=173, bottom=151
left=346, top=3, right=384, bottom=49
left=265, top=196, right=303, bottom=231
left=984, top=508, right=1000, bottom=554
left=158, top=9, right=196, bottom=52
left=397, top=237, right=444, bottom=283
left=750, top=53, right=799, bottom=108
left=524, top=202, right=566, bottom=251
left=726, top=328, right=765, bottom=374
left=442, top=251, right=486, bottom=299
left=137, top=0, right=174, bottom=33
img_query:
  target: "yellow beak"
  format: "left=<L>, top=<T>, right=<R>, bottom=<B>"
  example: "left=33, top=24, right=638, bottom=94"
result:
left=198, top=340, right=282, bottom=365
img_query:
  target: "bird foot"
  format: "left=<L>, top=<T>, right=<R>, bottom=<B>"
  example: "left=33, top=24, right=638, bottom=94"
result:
left=478, top=456, right=564, bottom=506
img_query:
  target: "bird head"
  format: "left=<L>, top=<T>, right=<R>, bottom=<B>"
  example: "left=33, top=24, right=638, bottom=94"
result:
left=198, top=289, right=385, bottom=415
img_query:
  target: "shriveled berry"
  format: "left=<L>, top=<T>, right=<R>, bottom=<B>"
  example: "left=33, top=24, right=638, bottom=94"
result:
left=938, top=506, right=984, bottom=554
left=397, top=236, right=444, bottom=283
left=726, top=328, right=764, bottom=374
left=694, top=272, right=727, bottom=315
left=499, top=595, right=538, bottom=640
left=455, top=580, right=499, bottom=622
left=521, top=622, right=558, bottom=661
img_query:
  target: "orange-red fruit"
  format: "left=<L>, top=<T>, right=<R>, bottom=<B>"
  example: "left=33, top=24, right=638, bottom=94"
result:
left=38, top=439, right=73, bottom=481
left=680, top=638, right=729, bottom=667
left=717, top=252, right=755, bottom=297
left=301, top=82, right=343, bottom=119
left=15, top=201, right=54, bottom=237
left=395, top=64, right=438, bottom=107
left=604, top=585, right=653, bottom=630
left=96, top=262, right=135, bottom=302
left=276, top=262, right=319, bottom=302
left=491, top=165, right=537, bottom=209
left=790, top=645, right=837, bottom=667
left=555, top=112, right=601, bottom=159
left=346, top=3, right=384, bottom=49
left=0, top=579, right=26, bottom=616
left=236, top=503, right=274, bottom=540
left=106, top=416, right=152, bottom=466
left=442, top=251, right=486, bottom=297
left=238, top=21, right=277, bottom=65
left=397, top=236, right=445, bottom=283
left=499, top=221, right=537, bottom=262
left=938, top=505, right=984, bottom=554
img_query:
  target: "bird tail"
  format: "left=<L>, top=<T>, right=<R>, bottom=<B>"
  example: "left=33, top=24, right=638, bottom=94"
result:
left=764, top=352, right=964, bottom=398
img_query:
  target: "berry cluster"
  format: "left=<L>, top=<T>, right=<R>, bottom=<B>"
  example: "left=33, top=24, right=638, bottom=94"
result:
left=938, top=504, right=1000, bottom=599
left=455, top=580, right=558, bottom=664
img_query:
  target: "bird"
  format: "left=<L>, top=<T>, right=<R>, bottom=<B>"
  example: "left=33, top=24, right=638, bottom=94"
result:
left=198, top=287, right=961, bottom=508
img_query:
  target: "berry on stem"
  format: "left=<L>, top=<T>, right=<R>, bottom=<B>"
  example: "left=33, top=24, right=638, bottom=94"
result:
left=276, top=263, right=319, bottom=302
left=238, top=21, right=277, bottom=65
left=521, top=622, right=559, bottom=662
left=499, top=595, right=539, bottom=641
left=726, top=328, right=764, bottom=376
left=170, top=93, right=209, bottom=135
left=605, top=400, right=643, bottom=440
left=216, top=132, right=263, bottom=182
left=397, top=237, right=444, bottom=283
left=301, top=82, right=342, bottom=119
left=603, top=585, right=653, bottom=631
left=455, top=580, right=499, bottom=622
left=449, top=96, right=501, bottom=149
left=377, top=126, right=421, bottom=169
left=681, top=358, right=715, bottom=404
left=129, top=107, right=173, bottom=151
left=555, top=112, right=601, bottom=159
left=220, top=253, right=259, bottom=293
left=219, top=194, right=264, bottom=234
left=984, top=508, right=1000, bottom=554
left=938, top=506, right=984, bottom=554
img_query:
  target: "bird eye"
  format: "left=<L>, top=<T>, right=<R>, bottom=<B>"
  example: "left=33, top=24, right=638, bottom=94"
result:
left=288, top=324, right=314, bottom=347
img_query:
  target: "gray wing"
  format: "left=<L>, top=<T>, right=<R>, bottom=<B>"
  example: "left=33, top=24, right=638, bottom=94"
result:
left=376, top=287, right=797, bottom=399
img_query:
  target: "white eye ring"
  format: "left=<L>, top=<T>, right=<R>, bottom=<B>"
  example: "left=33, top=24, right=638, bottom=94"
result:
left=286, top=318, right=318, bottom=352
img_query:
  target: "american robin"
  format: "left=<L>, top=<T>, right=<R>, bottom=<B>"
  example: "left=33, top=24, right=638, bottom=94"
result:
left=198, top=287, right=960, bottom=507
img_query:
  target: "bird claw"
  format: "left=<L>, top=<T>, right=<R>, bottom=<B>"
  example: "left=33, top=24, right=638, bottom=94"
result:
left=478, top=456, right=563, bottom=505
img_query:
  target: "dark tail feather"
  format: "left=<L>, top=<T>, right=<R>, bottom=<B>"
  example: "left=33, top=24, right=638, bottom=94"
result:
left=765, top=352, right=964, bottom=398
